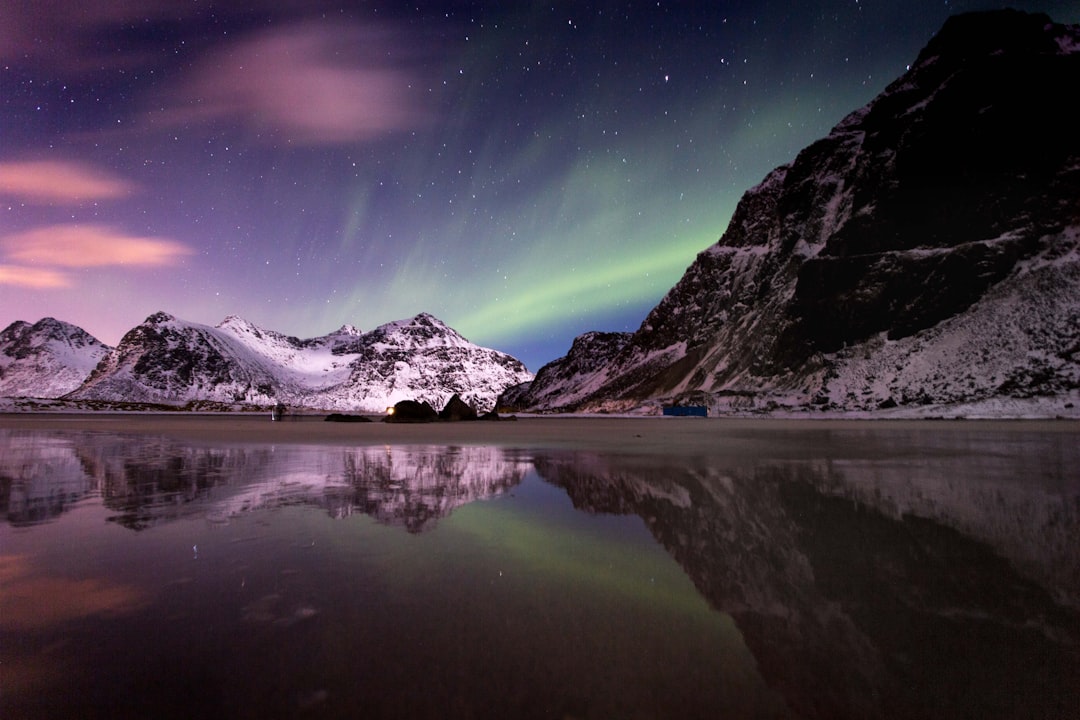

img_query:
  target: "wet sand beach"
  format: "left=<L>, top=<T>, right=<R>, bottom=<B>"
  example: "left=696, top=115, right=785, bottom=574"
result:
left=1, top=412, right=1074, bottom=455
left=2, top=411, right=1078, bottom=720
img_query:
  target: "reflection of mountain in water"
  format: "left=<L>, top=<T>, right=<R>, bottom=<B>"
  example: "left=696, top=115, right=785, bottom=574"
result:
left=534, top=441, right=1080, bottom=720
left=0, top=431, right=101, bottom=525
left=338, top=446, right=526, bottom=532
left=0, top=432, right=528, bottom=532
left=5, top=427, right=1077, bottom=718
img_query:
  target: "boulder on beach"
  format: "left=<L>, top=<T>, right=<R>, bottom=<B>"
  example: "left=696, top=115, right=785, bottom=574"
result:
left=384, top=399, right=439, bottom=423
left=324, top=413, right=372, bottom=423
left=439, top=394, right=478, bottom=421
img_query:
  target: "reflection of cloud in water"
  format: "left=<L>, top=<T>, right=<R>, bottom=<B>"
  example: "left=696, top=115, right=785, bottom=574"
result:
left=0, top=551, right=151, bottom=699
left=0, top=554, right=148, bottom=630
left=0, top=431, right=530, bottom=532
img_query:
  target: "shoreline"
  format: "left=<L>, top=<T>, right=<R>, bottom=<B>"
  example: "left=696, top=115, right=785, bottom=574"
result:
left=2, top=412, right=1076, bottom=454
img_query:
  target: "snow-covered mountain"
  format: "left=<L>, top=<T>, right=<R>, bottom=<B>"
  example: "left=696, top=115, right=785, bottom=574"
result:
left=0, top=318, right=111, bottom=398
left=7, top=311, right=533, bottom=412
left=510, top=10, right=1080, bottom=417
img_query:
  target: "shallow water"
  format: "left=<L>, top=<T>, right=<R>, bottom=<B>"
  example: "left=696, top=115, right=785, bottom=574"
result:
left=1, top=423, right=1077, bottom=719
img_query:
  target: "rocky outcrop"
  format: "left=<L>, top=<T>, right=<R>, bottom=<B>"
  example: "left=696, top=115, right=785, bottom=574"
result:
left=438, top=393, right=478, bottom=421
left=515, top=10, right=1080, bottom=415
left=384, top=399, right=439, bottom=423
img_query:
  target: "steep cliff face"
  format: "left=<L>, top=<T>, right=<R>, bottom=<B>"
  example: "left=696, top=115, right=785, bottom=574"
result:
left=0, top=318, right=111, bottom=397
left=63, top=311, right=532, bottom=411
left=516, top=10, right=1080, bottom=415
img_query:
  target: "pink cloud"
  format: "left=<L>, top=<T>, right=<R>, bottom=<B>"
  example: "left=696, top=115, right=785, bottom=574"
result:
left=0, top=264, right=70, bottom=288
left=156, top=22, right=435, bottom=144
left=1, top=3, right=439, bottom=144
left=0, top=161, right=135, bottom=204
left=0, top=554, right=148, bottom=630
left=2, top=224, right=193, bottom=268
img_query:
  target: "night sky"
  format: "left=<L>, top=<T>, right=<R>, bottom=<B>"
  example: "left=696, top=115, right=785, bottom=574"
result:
left=2, top=1, right=1077, bottom=371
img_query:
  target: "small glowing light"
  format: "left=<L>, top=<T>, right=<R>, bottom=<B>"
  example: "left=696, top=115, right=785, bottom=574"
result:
left=386, top=406, right=395, bottom=415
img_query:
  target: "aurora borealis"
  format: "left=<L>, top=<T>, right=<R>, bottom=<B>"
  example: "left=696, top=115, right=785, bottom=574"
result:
left=2, top=1, right=1077, bottom=371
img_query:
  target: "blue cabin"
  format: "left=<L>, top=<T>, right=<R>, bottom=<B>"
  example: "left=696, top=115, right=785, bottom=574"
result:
left=662, top=405, right=708, bottom=417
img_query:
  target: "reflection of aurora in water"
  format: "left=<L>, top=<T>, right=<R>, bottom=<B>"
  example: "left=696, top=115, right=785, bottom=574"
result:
left=1, top=426, right=1078, bottom=720
left=533, top=449, right=1080, bottom=720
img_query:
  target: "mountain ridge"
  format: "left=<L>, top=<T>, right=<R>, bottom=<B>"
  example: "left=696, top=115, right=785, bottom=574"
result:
left=506, top=9, right=1080, bottom=418
left=1, top=311, right=532, bottom=413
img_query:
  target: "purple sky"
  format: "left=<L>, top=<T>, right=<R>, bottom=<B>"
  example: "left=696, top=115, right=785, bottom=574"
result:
left=2, top=1, right=1076, bottom=371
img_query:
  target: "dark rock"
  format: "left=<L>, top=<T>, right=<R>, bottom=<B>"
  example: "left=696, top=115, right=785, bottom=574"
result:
left=439, top=393, right=478, bottom=421
left=324, top=413, right=372, bottom=423
left=383, top=399, right=439, bottom=423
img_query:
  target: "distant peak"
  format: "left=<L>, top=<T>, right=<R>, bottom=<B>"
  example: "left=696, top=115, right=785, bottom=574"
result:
left=217, top=314, right=256, bottom=330
left=144, top=311, right=176, bottom=325
left=32, top=317, right=74, bottom=335
left=333, top=324, right=362, bottom=336
left=30, top=317, right=67, bottom=335
left=917, top=9, right=1063, bottom=67
left=1, top=319, right=31, bottom=336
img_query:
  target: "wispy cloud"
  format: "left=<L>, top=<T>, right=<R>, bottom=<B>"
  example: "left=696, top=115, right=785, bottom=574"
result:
left=2, top=224, right=193, bottom=269
left=2, top=1, right=439, bottom=145
left=0, top=264, right=71, bottom=288
left=0, top=161, right=135, bottom=204
left=155, top=22, right=436, bottom=144
left=0, top=1, right=180, bottom=70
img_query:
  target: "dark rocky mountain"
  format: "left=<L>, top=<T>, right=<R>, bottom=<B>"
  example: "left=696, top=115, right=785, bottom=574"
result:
left=510, top=10, right=1080, bottom=417
left=0, top=317, right=111, bottom=398
left=5, top=311, right=532, bottom=412
left=501, top=331, right=632, bottom=411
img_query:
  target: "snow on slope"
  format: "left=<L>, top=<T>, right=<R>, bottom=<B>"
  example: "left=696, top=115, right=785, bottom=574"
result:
left=215, top=315, right=356, bottom=390
left=63, top=311, right=532, bottom=412
left=0, top=318, right=111, bottom=398
left=820, top=225, right=1080, bottom=415
left=310, top=313, right=533, bottom=412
